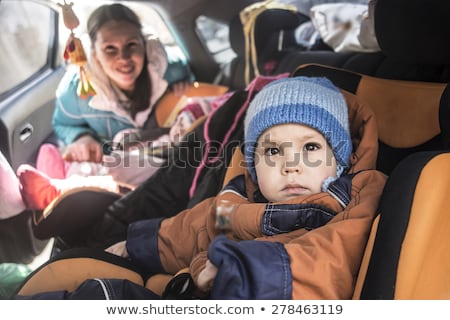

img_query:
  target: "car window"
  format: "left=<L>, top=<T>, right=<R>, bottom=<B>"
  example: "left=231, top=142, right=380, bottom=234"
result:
left=0, top=0, right=54, bottom=96
left=195, top=15, right=236, bottom=65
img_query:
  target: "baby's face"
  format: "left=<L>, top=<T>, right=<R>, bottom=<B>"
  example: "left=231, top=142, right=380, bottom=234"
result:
left=254, top=123, right=337, bottom=202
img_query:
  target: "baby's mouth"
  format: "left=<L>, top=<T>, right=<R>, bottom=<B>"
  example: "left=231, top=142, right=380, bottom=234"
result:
left=282, top=184, right=307, bottom=195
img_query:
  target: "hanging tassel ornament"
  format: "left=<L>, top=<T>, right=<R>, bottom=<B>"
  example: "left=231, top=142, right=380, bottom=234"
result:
left=59, top=1, right=95, bottom=99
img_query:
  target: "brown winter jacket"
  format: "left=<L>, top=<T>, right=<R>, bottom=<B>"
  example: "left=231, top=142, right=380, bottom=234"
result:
left=126, top=90, right=387, bottom=299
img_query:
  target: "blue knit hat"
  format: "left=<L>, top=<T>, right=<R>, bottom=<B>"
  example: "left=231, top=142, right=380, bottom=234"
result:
left=244, top=76, right=352, bottom=189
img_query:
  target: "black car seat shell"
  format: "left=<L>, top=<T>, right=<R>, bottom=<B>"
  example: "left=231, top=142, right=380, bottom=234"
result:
left=220, top=8, right=309, bottom=90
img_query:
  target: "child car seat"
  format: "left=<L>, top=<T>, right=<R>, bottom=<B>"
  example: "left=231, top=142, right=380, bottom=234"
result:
left=220, top=5, right=308, bottom=90
left=15, top=70, right=450, bottom=299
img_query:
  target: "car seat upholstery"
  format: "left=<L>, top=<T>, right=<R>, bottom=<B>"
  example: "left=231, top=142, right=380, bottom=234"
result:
left=275, top=0, right=450, bottom=84
left=15, top=243, right=200, bottom=299
left=219, top=8, right=308, bottom=90
left=15, top=248, right=145, bottom=297
left=355, top=150, right=450, bottom=299
left=293, top=64, right=448, bottom=175
left=154, top=82, right=228, bottom=128
left=221, top=0, right=450, bottom=93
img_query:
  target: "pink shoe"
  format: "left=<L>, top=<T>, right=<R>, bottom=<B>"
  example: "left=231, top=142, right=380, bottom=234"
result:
left=17, top=164, right=61, bottom=211
left=36, top=143, right=66, bottom=179
left=17, top=164, right=120, bottom=211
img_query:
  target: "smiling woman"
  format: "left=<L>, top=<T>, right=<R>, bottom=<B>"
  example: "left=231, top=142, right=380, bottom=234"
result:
left=0, top=0, right=192, bottom=265
left=38, top=4, right=179, bottom=180
left=73, top=0, right=191, bottom=85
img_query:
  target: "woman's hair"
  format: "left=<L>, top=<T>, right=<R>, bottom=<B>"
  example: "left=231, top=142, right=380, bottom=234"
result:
left=87, top=3, right=152, bottom=118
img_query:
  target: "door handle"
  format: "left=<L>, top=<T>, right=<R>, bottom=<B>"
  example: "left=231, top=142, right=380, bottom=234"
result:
left=19, top=123, right=33, bottom=143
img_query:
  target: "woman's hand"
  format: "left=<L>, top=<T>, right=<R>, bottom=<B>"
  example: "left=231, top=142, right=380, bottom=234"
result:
left=105, top=240, right=129, bottom=258
left=63, top=135, right=103, bottom=163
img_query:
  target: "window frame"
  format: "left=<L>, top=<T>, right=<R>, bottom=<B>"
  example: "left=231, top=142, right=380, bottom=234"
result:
left=0, top=0, right=61, bottom=100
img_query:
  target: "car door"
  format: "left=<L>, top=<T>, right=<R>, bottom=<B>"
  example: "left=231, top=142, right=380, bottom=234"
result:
left=0, top=0, right=65, bottom=171
left=0, top=0, right=65, bottom=263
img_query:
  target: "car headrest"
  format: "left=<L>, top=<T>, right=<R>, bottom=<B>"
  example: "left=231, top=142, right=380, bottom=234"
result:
left=228, top=9, right=308, bottom=58
left=375, top=0, right=450, bottom=64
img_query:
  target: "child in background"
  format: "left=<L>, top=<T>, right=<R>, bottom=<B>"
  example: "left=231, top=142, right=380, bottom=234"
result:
left=15, top=95, right=229, bottom=211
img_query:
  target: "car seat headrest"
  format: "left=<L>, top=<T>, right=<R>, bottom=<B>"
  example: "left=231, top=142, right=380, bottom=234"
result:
left=375, top=0, right=450, bottom=64
left=228, top=9, right=308, bottom=58
left=253, top=9, right=309, bottom=62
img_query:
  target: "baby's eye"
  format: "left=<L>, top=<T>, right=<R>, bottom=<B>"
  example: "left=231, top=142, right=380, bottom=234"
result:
left=304, top=143, right=320, bottom=152
left=264, top=147, right=280, bottom=156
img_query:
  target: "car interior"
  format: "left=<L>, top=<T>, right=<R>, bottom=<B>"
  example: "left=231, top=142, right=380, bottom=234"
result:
left=1, top=0, right=450, bottom=300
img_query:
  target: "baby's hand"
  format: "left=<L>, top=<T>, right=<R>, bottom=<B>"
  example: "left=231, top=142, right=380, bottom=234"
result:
left=195, top=259, right=218, bottom=292
left=105, top=240, right=129, bottom=258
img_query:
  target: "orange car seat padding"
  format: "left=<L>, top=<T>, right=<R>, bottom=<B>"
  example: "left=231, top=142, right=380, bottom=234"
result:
left=155, top=82, right=228, bottom=127
left=359, top=151, right=449, bottom=299
left=395, top=153, right=450, bottom=299
left=222, top=146, right=246, bottom=188
left=357, top=77, right=445, bottom=148
left=17, top=257, right=143, bottom=296
left=294, top=63, right=446, bottom=148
